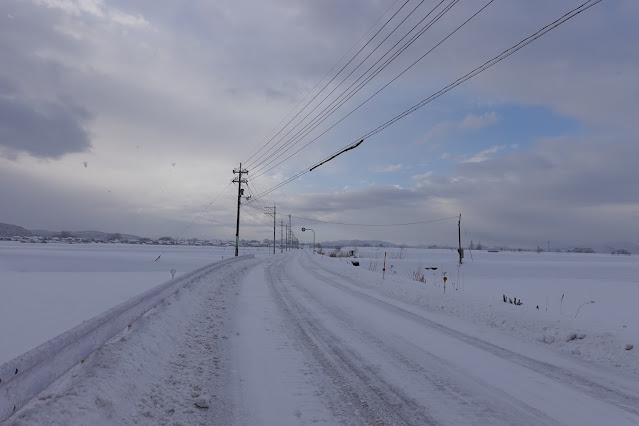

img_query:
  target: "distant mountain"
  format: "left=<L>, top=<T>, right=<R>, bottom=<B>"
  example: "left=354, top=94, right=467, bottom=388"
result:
left=69, top=230, right=143, bottom=241
left=2, top=223, right=141, bottom=241
left=0, top=223, right=32, bottom=237
left=30, top=230, right=56, bottom=238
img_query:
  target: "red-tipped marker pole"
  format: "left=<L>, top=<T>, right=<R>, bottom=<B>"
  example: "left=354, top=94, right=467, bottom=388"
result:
left=383, top=251, right=387, bottom=280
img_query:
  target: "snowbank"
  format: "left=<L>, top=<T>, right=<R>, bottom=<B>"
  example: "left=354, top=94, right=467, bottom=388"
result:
left=0, top=255, right=254, bottom=422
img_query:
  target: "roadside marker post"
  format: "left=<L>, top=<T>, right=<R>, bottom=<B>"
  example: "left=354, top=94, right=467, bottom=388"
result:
left=383, top=252, right=387, bottom=280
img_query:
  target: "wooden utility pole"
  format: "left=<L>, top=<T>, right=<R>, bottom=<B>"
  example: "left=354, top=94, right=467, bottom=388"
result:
left=280, top=219, right=284, bottom=253
left=458, top=213, right=463, bottom=265
left=233, top=163, right=248, bottom=257
left=265, top=205, right=276, bottom=255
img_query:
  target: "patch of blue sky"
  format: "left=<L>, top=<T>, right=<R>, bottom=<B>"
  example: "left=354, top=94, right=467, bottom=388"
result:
left=353, top=101, right=582, bottom=187
left=271, top=90, right=582, bottom=193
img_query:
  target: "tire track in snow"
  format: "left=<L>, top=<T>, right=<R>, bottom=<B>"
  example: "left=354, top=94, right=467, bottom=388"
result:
left=301, top=253, right=639, bottom=418
left=266, top=255, right=438, bottom=425
left=285, top=269, right=560, bottom=425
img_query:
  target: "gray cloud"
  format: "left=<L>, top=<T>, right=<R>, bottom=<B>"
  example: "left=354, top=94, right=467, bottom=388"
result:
left=275, top=133, right=639, bottom=249
left=0, top=93, right=91, bottom=159
left=0, top=0, right=636, bottom=250
left=0, top=1, right=93, bottom=159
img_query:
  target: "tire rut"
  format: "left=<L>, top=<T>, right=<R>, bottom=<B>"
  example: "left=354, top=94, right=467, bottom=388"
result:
left=266, top=256, right=438, bottom=426
left=286, top=275, right=560, bottom=425
left=301, top=253, right=639, bottom=417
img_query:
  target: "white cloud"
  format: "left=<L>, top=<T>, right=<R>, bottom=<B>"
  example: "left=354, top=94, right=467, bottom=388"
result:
left=411, top=171, right=433, bottom=181
left=461, top=145, right=506, bottom=163
left=459, top=112, right=501, bottom=130
left=418, top=122, right=455, bottom=145
left=373, top=164, right=403, bottom=173
left=32, top=0, right=149, bottom=28
left=419, top=111, right=501, bottom=146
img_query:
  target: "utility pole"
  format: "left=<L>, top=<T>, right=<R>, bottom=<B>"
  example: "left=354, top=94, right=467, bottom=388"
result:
left=458, top=213, right=464, bottom=265
left=264, top=205, right=276, bottom=255
left=289, top=214, right=292, bottom=250
left=285, top=225, right=288, bottom=251
left=280, top=219, right=284, bottom=253
left=233, top=163, right=249, bottom=257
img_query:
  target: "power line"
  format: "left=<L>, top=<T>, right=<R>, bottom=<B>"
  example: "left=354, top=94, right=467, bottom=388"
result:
left=250, top=0, right=455, bottom=176
left=244, top=0, right=411, bottom=169
left=359, top=0, right=603, bottom=141
left=246, top=180, right=270, bottom=210
left=251, top=0, right=486, bottom=180
left=252, top=0, right=467, bottom=177
left=154, top=180, right=234, bottom=261
left=250, top=0, right=457, bottom=175
left=241, top=198, right=272, bottom=226
left=246, top=0, right=603, bottom=202
left=243, top=207, right=272, bottom=226
left=244, top=199, right=270, bottom=217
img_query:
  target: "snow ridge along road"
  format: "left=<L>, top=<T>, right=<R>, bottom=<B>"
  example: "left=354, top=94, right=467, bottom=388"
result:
left=1, top=255, right=255, bottom=422
left=9, top=251, right=639, bottom=425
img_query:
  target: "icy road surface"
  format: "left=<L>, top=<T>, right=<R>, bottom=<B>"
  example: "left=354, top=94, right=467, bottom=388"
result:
left=10, top=252, right=639, bottom=425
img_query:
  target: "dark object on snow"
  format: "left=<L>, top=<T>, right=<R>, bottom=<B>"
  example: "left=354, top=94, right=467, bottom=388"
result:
left=612, top=249, right=631, bottom=255
left=504, top=294, right=523, bottom=306
left=351, top=260, right=360, bottom=266
left=536, top=305, right=539, bottom=310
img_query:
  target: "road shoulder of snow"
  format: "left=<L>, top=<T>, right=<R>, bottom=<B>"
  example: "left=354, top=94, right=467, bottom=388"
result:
left=7, top=258, right=260, bottom=426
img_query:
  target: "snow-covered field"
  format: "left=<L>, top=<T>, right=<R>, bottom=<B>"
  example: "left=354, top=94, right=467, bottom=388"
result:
left=0, top=241, right=270, bottom=364
left=7, top=249, right=639, bottom=425
left=2, top=242, right=637, bottom=371
left=323, top=247, right=639, bottom=373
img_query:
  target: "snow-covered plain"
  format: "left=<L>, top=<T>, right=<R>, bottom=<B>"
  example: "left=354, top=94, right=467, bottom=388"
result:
left=7, top=249, right=639, bottom=425
left=3, top=244, right=639, bottom=424
left=0, top=241, right=268, bottom=364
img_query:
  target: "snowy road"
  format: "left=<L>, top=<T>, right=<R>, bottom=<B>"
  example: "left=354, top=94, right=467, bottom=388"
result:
left=9, top=252, right=639, bottom=425
left=232, top=252, right=639, bottom=425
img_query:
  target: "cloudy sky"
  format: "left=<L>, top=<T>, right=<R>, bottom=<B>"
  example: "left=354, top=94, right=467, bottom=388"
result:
left=1, top=0, right=637, bottom=249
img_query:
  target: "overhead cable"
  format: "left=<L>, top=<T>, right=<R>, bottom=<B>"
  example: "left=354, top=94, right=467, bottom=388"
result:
left=244, top=0, right=409, bottom=169
left=154, top=180, right=234, bottom=261
left=247, top=0, right=603, bottom=202
left=250, top=0, right=454, bottom=176
left=251, top=0, right=486, bottom=180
